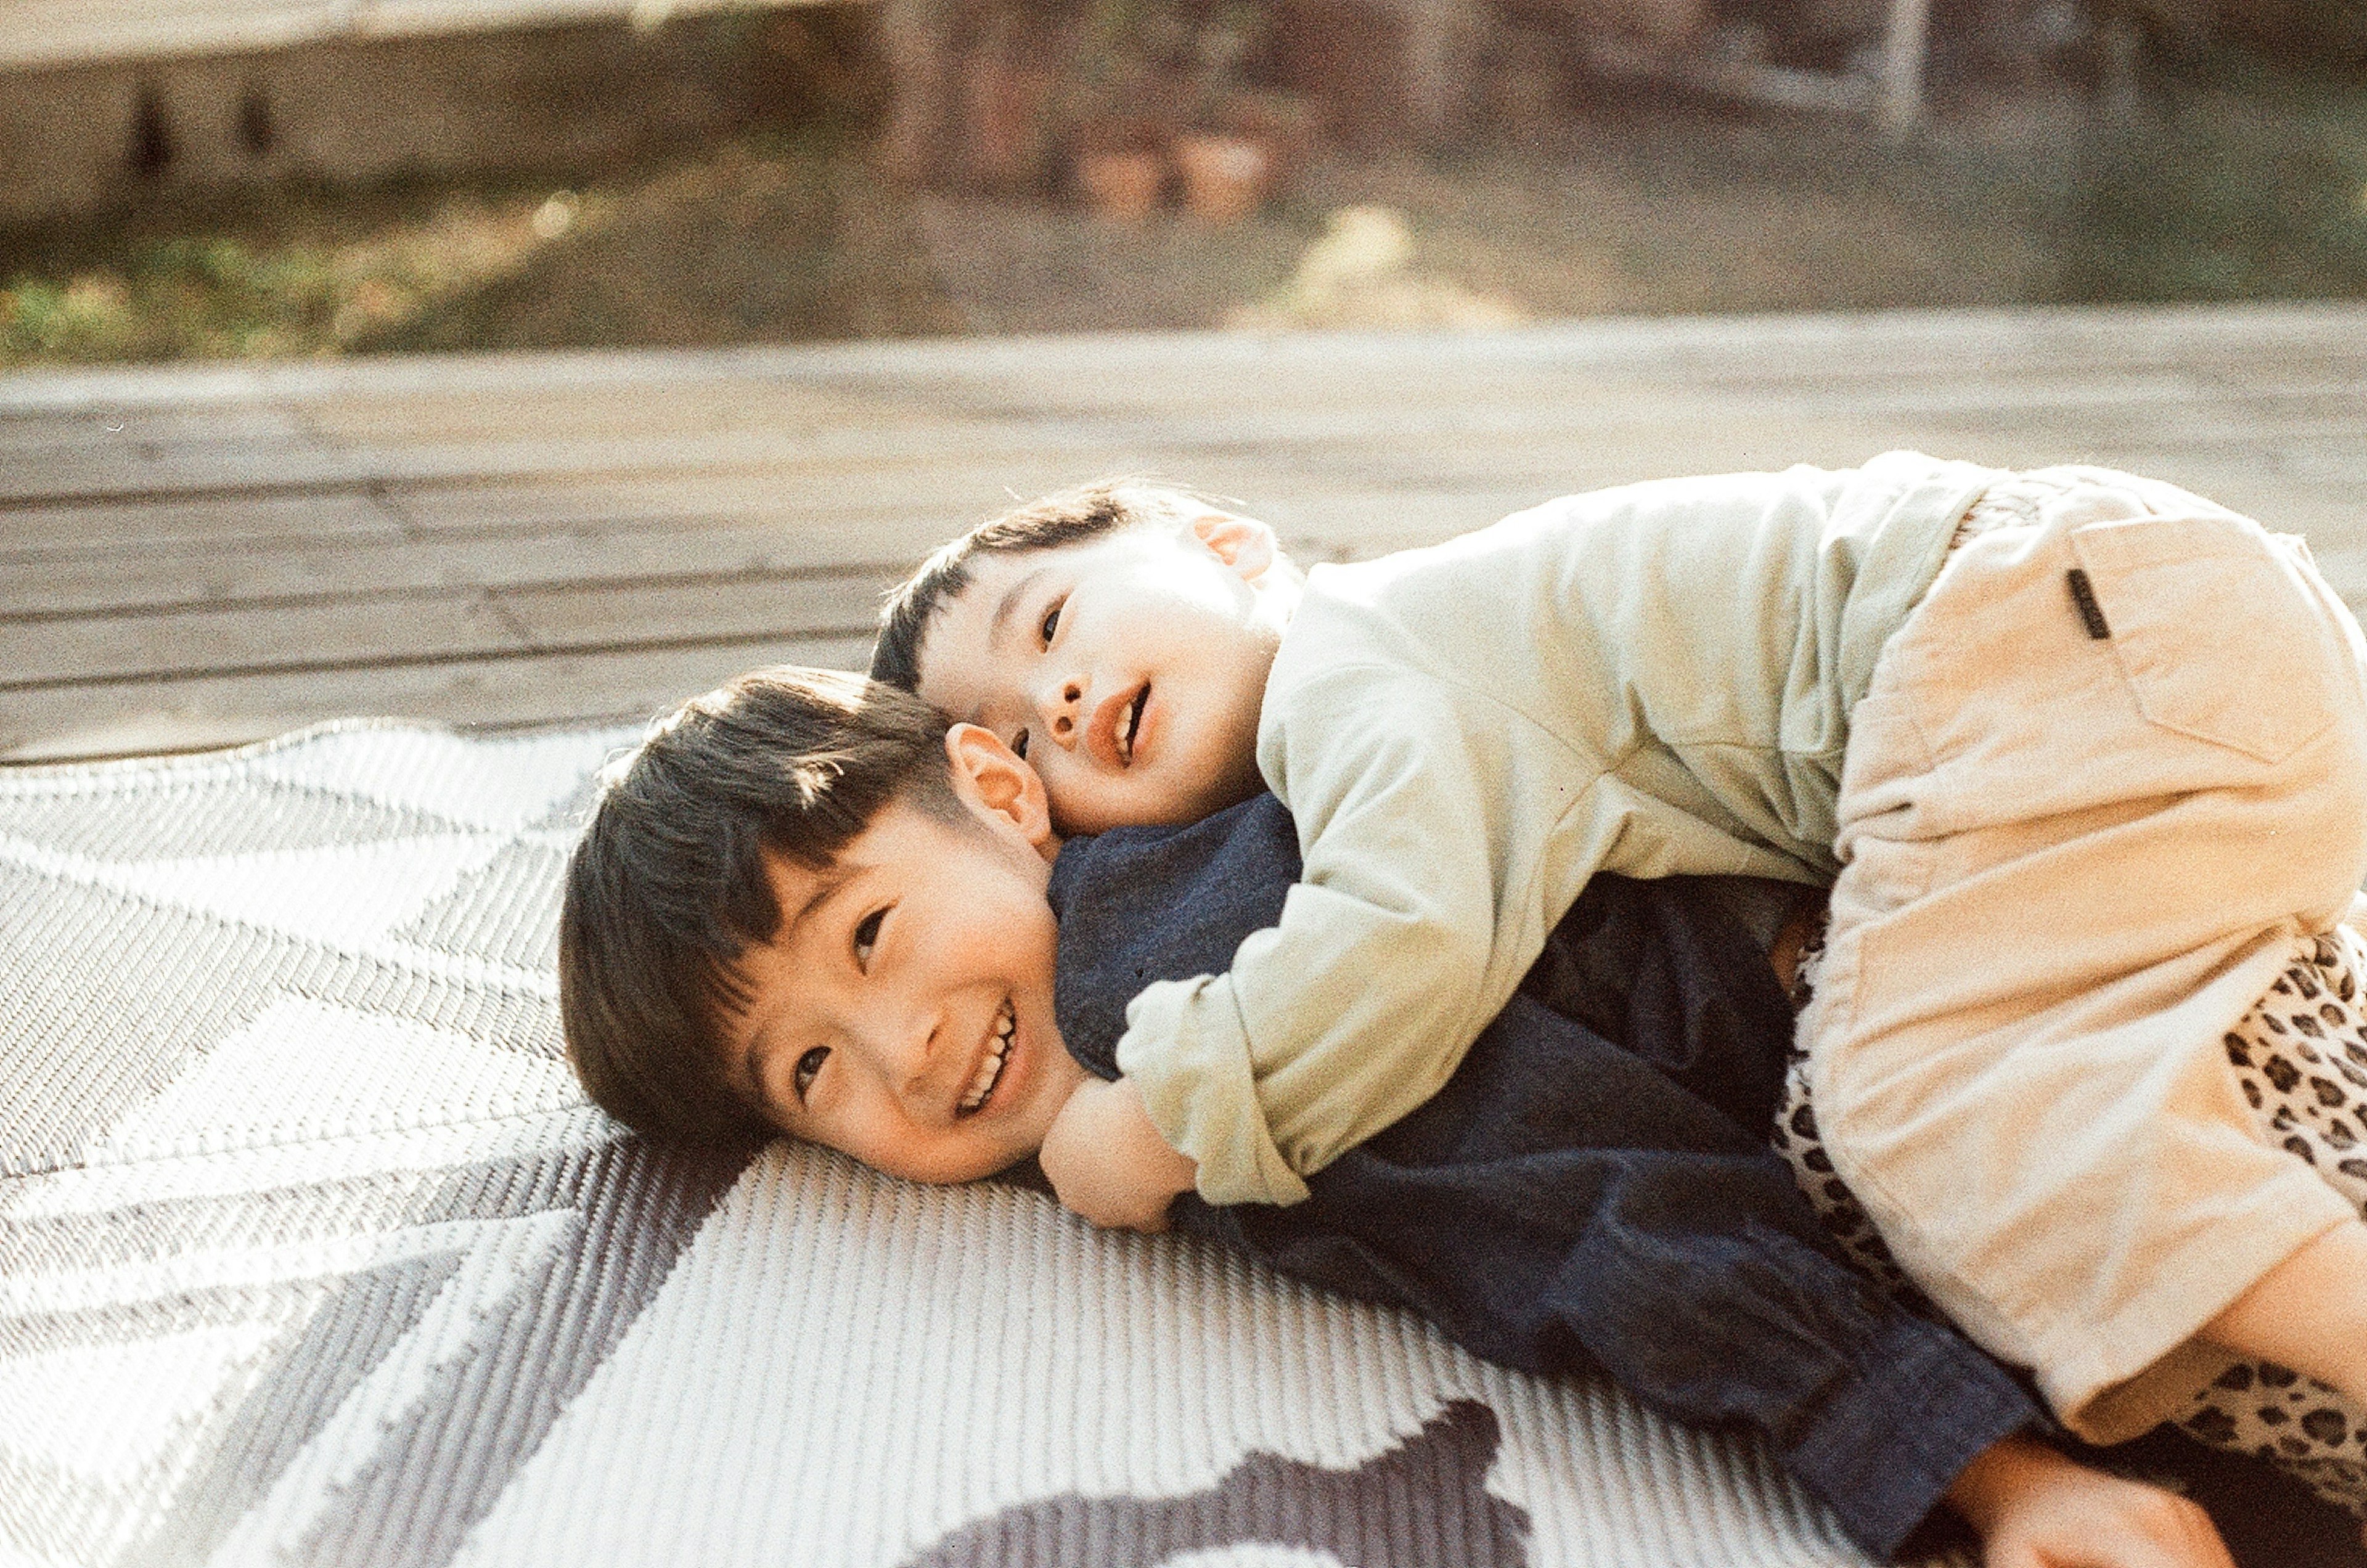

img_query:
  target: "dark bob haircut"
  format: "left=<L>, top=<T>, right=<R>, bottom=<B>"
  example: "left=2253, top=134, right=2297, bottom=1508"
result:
left=558, top=666, right=959, bottom=1143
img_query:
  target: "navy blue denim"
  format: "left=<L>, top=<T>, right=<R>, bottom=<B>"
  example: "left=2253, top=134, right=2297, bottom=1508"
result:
left=1048, top=793, right=2038, bottom=1562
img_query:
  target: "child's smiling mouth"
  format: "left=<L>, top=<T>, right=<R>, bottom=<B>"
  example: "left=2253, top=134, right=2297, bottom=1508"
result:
left=958, top=998, right=1017, bottom=1116
left=1090, top=683, right=1152, bottom=769
left=1118, top=684, right=1149, bottom=762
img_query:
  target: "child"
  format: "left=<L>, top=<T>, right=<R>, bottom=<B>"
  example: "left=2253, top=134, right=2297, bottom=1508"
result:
left=558, top=666, right=2234, bottom=1568
left=865, top=459, right=2367, bottom=1461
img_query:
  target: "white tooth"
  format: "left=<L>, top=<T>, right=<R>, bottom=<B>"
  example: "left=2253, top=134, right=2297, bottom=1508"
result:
left=963, top=1003, right=1015, bottom=1113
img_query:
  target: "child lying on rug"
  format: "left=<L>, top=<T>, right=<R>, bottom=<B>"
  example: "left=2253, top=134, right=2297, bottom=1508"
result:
left=559, top=666, right=2236, bottom=1568
left=862, top=459, right=2367, bottom=1469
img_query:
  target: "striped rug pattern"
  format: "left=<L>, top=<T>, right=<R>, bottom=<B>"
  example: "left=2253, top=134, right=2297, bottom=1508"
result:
left=0, top=721, right=1896, bottom=1567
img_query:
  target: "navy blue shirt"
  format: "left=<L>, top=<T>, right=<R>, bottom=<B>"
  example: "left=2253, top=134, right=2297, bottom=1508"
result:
left=1047, top=793, right=2037, bottom=1563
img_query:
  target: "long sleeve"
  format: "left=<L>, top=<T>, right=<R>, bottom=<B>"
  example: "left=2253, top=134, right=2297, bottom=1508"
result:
left=1120, top=663, right=1630, bottom=1206
left=1118, top=455, right=1998, bottom=1206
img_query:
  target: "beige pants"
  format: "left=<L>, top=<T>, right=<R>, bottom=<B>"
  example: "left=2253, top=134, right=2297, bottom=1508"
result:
left=1798, top=465, right=2367, bottom=1443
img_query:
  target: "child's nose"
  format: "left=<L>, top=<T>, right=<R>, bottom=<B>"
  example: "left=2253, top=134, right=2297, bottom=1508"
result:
left=863, top=1015, right=939, bottom=1105
left=1040, top=679, right=1085, bottom=746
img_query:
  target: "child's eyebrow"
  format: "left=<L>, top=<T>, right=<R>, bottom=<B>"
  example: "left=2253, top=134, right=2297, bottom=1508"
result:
left=987, top=567, right=1050, bottom=649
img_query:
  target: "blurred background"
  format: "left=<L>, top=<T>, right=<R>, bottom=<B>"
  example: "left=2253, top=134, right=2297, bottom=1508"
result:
left=3, top=0, right=2363, bottom=365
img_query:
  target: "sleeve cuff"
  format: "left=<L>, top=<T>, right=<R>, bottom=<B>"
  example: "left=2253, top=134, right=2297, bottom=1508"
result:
left=1119, top=974, right=1310, bottom=1207
left=1789, top=1308, right=2039, bottom=1562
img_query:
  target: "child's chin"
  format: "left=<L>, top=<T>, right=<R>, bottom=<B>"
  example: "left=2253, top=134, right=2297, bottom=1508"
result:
left=896, top=1148, right=1010, bottom=1186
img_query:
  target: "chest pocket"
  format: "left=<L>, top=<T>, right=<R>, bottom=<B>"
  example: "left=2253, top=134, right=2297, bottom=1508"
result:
left=2069, top=513, right=2351, bottom=767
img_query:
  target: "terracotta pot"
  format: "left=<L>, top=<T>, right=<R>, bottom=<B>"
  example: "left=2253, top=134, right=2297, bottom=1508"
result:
left=1075, top=147, right=1166, bottom=221
left=1171, top=133, right=1270, bottom=224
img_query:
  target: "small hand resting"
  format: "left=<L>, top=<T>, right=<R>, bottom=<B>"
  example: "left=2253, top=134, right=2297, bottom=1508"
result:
left=1947, top=1435, right=2234, bottom=1568
left=1040, top=1075, right=1198, bottom=1232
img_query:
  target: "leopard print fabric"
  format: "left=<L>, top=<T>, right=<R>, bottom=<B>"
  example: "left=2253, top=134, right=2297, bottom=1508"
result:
left=1776, top=922, right=2367, bottom=1517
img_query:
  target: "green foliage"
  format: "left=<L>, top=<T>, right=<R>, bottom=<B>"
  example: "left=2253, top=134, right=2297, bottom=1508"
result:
left=0, top=126, right=917, bottom=366
left=2, top=190, right=452, bottom=363
left=2058, top=74, right=2367, bottom=301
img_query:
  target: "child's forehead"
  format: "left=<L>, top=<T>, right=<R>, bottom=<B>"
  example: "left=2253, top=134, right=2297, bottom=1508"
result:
left=761, top=793, right=1052, bottom=918
left=911, top=555, right=1057, bottom=696
left=935, top=524, right=1172, bottom=645
left=964, top=523, right=1163, bottom=596
left=759, top=796, right=937, bottom=893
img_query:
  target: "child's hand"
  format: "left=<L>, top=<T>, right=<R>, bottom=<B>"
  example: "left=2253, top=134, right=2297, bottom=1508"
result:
left=1040, top=1076, right=1198, bottom=1232
left=1945, top=1435, right=2233, bottom=1568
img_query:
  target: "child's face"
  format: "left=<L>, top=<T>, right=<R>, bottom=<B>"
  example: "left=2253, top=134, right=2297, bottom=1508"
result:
left=717, top=727, right=1087, bottom=1185
left=912, top=508, right=1294, bottom=836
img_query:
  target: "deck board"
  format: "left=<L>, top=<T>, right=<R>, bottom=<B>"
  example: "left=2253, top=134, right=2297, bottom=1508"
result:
left=5, top=301, right=2365, bottom=764
left=9, top=523, right=908, bottom=618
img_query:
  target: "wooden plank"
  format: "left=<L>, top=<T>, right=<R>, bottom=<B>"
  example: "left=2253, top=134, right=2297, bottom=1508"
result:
left=0, top=406, right=313, bottom=460
left=46, top=353, right=2339, bottom=503
left=3, top=521, right=911, bottom=617
left=790, top=325, right=2363, bottom=420
left=0, top=422, right=1195, bottom=507
left=1, top=570, right=888, bottom=687
left=7, top=423, right=2356, bottom=580
left=1263, top=420, right=2016, bottom=494
left=0, top=460, right=1537, bottom=590
left=0, top=439, right=359, bottom=505
left=303, top=435, right=2367, bottom=576
left=1775, top=377, right=2367, bottom=430
left=1, top=303, right=2356, bottom=420
left=494, top=571, right=893, bottom=652
left=0, top=633, right=873, bottom=763
left=292, top=379, right=941, bottom=446
left=1, top=589, right=533, bottom=687
left=0, top=470, right=995, bottom=561
left=1, top=476, right=1601, bottom=613
left=1, top=346, right=2357, bottom=518
left=0, top=387, right=1993, bottom=508
left=379, top=469, right=1014, bottom=537
left=0, top=491, right=407, bottom=554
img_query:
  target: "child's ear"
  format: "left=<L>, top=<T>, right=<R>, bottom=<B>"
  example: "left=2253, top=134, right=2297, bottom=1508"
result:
left=1188, top=510, right=1277, bottom=582
left=943, top=724, right=1058, bottom=859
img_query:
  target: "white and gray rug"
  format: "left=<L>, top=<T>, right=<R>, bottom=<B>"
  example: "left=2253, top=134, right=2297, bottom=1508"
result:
left=1, top=720, right=1921, bottom=1567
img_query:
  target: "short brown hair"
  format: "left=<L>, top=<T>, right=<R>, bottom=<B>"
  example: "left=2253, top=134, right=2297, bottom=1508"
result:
left=558, top=666, right=959, bottom=1143
left=870, top=479, right=1198, bottom=692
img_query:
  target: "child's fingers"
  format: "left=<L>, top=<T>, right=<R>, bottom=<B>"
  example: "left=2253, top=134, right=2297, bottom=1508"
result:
left=1997, top=1493, right=2232, bottom=1568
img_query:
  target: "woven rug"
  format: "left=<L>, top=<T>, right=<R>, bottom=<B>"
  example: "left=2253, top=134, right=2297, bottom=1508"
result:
left=2, top=719, right=1966, bottom=1567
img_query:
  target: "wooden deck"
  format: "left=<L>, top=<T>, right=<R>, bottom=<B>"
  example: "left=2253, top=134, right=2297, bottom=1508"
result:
left=6, top=301, right=2366, bottom=765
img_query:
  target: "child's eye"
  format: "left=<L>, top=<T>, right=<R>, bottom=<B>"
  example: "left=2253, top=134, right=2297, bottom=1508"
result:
left=793, top=1045, right=828, bottom=1102
left=1010, top=728, right=1029, bottom=759
left=852, top=908, right=886, bottom=967
left=1038, top=597, right=1065, bottom=645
